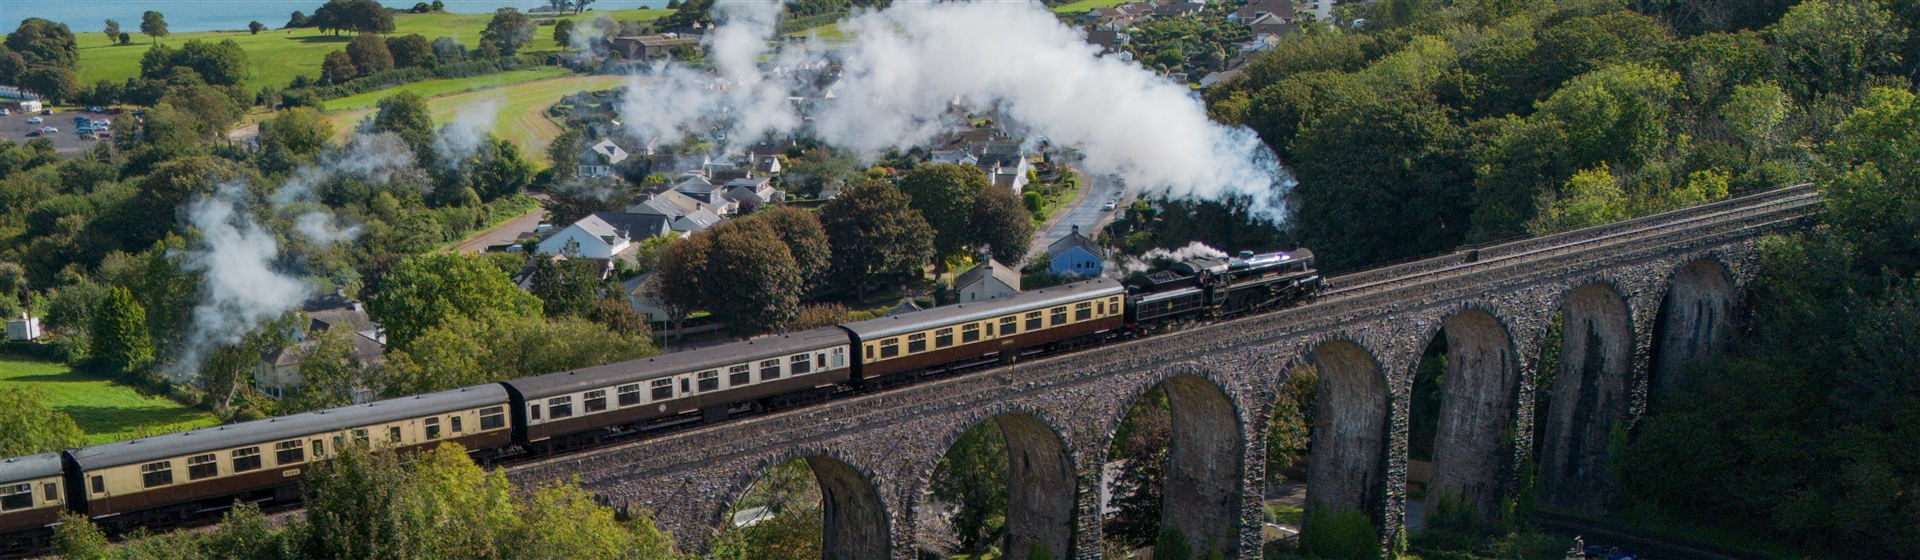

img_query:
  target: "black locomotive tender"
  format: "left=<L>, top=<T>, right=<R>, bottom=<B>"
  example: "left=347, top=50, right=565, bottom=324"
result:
left=0, top=249, right=1317, bottom=553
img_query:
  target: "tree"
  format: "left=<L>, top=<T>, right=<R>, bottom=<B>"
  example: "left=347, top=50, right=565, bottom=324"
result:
left=365, top=252, right=542, bottom=353
left=703, top=220, right=803, bottom=338
left=432, top=36, right=466, bottom=63
left=481, top=8, right=535, bottom=56
left=91, top=286, right=154, bottom=372
left=346, top=0, right=397, bottom=34
left=53, top=512, right=112, bottom=560
left=259, top=106, right=334, bottom=159
left=652, top=233, right=709, bottom=338
left=288, top=11, right=310, bottom=28
left=932, top=422, right=1009, bottom=553
left=528, top=249, right=607, bottom=319
left=383, top=314, right=656, bottom=395
left=103, top=20, right=121, bottom=44
left=170, top=39, right=251, bottom=86
left=281, top=328, right=367, bottom=414
left=969, top=184, right=1035, bottom=266
left=140, top=11, right=168, bottom=44
left=0, top=387, right=85, bottom=456
left=249, top=21, right=266, bottom=34
left=759, top=206, right=831, bottom=295
left=118, top=32, right=130, bottom=46
left=574, top=0, right=596, bottom=14
left=386, top=33, right=435, bottom=68
left=347, top=33, right=394, bottom=75
left=900, top=162, right=987, bottom=268
left=546, top=127, right=585, bottom=179
left=820, top=180, right=935, bottom=298
left=554, top=19, right=576, bottom=47
left=1767, top=0, right=1904, bottom=102
left=6, top=18, right=79, bottom=69
left=372, top=90, right=436, bottom=156
left=18, top=66, right=77, bottom=104
left=322, top=49, right=357, bottom=83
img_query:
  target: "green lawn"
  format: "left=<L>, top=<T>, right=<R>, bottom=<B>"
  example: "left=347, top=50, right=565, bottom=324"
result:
left=327, top=73, right=628, bottom=167
left=0, top=357, right=220, bottom=446
left=321, top=67, right=573, bottom=111
left=65, top=8, right=672, bottom=91
left=1051, top=0, right=1132, bottom=14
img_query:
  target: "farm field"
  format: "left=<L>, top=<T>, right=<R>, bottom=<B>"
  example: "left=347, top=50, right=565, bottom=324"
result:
left=327, top=73, right=629, bottom=166
left=321, top=67, right=572, bottom=111
left=0, top=357, right=221, bottom=446
left=66, top=7, right=672, bottom=91
left=1051, top=0, right=1132, bottom=14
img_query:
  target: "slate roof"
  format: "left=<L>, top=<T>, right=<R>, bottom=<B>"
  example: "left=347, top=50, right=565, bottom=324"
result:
left=956, top=259, right=1020, bottom=292
left=591, top=211, right=673, bottom=240
left=1048, top=227, right=1106, bottom=260
left=579, top=139, right=629, bottom=166
left=505, top=328, right=851, bottom=400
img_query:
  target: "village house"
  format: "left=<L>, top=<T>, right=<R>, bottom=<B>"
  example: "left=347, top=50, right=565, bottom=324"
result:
left=604, top=34, right=701, bottom=59
left=1048, top=225, right=1108, bottom=277
left=723, top=177, right=783, bottom=208
left=627, top=190, right=727, bottom=234
left=670, top=175, right=739, bottom=215
left=579, top=139, right=628, bottom=178
left=253, top=295, right=385, bottom=402
left=537, top=214, right=633, bottom=259
left=956, top=259, right=1021, bottom=302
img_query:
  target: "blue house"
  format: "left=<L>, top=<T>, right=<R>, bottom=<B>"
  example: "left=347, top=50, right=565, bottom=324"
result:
left=1048, top=225, right=1107, bottom=276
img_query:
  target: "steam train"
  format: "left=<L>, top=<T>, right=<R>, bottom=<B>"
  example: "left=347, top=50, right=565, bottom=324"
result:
left=0, top=248, right=1317, bottom=555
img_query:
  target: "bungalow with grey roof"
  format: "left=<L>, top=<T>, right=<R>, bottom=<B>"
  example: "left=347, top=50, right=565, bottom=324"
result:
left=956, top=259, right=1021, bottom=302
left=579, top=139, right=629, bottom=178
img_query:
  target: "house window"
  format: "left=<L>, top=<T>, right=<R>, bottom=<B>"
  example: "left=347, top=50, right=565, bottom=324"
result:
left=935, top=328, right=954, bottom=348
left=585, top=390, right=608, bottom=413
left=1025, top=312, right=1042, bottom=331
left=790, top=354, right=812, bottom=375
left=231, top=447, right=262, bottom=473
left=880, top=339, right=900, bottom=358
left=962, top=323, right=981, bottom=343
left=618, top=385, right=641, bottom=407
left=425, top=417, right=442, bottom=440
left=141, top=461, right=174, bottom=488
left=1051, top=307, right=1068, bottom=326
left=548, top=396, right=574, bottom=419
left=698, top=370, right=720, bottom=392
left=1, top=484, right=32, bottom=511
left=907, top=333, right=927, bottom=353
left=387, top=427, right=402, bottom=444
left=276, top=440, right=306, bottom=464
left=187, top=454, right=218, bottom=480
left=651, top=379, right=674, bottom=400
left=728, top=365, right=750, bottom=387
left=1076, top=302, right=1093, bottom=321
left=481, top=407, right=506, bottom=430
left=760, top=359, right=782, bottom=381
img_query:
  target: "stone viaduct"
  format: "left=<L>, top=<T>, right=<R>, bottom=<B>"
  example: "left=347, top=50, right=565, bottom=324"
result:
left=506, top=186, right=1821, bottom=559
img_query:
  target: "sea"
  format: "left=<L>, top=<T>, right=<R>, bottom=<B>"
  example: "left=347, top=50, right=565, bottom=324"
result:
left=1, top=0, right=672, bottom=34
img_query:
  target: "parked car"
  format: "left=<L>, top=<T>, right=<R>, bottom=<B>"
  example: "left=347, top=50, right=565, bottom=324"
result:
left=1102, top=201, right=1117, bottom=211
left=24, top=130, right=40, bottom=137
left=76, top=125, right=91, bottom=133
left=25, top=117, right=41, bottom=124
left=0, top=108, right=9, bottom=115
left=40, top=127, right=57, bottom=133
left=79, top=132, right=98, bottom=141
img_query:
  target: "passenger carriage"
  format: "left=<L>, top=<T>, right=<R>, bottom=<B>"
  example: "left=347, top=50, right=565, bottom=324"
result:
left=0, top=453, right=66, bottom=554
left=841, top=278, right=1128, bottom=385
left=64, top=385, right=510, bottom=533
left=505, top=327, right=854, bottom=451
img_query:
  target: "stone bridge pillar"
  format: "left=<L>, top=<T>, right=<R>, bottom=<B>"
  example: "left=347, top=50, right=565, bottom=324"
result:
left=998, top=414, right=1077, bottom=560
left=1652, top=259, right=1738, bottom=396
left=1537, top=283, right=1633, bottom=515
left=1428, top=310, right=1521, bottom=522
left=1160, top=375, right=1245, bottom=558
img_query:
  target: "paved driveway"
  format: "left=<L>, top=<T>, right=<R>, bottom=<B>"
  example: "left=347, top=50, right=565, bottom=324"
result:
left=1028, top=171, right=1133, bottom=261
left=2, top=109, right=108, bottom=156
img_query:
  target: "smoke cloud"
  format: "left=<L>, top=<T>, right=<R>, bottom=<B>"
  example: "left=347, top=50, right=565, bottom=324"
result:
left=616, top=0, right=1294, bottom=220
left=1120, top=241, right=1229, bottom=274
left=174, top=183, right=316, bottom=376
left=433, top=97, right=505, bottom=166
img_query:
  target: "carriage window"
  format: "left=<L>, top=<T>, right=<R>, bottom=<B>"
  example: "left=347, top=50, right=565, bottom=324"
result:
left=1109, top=297, right=1121, bottom=312
left=312, top=439, right=327, bottom=458
left=276, top=440, right=306, bottom=464
left=387, top=427, right=403, bottom=444
left=907, top=333, right=927, bottom=353
left=548, top=396, right=574, bottom=419
left=352, top=428, right=371, bottom=447
left=424, top=417, right=442, bottom=440
left=188, top=454, right=218, bottom=480
left=880, top=339, right=899, bottom=358
left=728, top=365, right=750, bottom=387
left=760, top=359, right=782, bottom=381
left=90, top=476, right=104, bottom=495
left=232, top=447, right=263, bottom=473
left=962, top=323, right=981, bottom=343
left=831, top=347, right=846, bottom=368
left=1097, top=300, right=1105, bottom=315
left=450, top=416, right=463, bottom=433
left=481, top=407, right=505, bottom=430
left=790, top=354, right=812, bottom=374
left=141, top=461, right=174, bottom=488
left=698, top=370, right=720, bottom=392
left=1025, top=312, right=1042, bottom=331
left=935, top=328, right=954, bottom=348
left=681, top=377, right=690, bottom=394
left=585, top=390, right=608, bottom=412
left=618, top=385, right=641, bottom=407
left=865, top=345, right=874, bottom=360
left=42, top=483, right=56, bottom=504
left=1076, top=302, right=1092, bottom=321
left=1001, top=316, right=1018, bottom=334
left=0, top=484, right=31, bottom=511
left=1051, top=307, right=1068, bottom=326
left=651, top=379, right=674, bottom=400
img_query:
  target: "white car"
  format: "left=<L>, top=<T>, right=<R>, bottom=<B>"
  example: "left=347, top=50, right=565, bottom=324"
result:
left=40, top=126, right=57, bottom=133
left=1102, top=201, right=1117, bottom=211
left=25, top=117, right=42, bottom=124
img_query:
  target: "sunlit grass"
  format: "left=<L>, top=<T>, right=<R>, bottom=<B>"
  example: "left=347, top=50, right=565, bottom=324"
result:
left=0, top=357, right=220, bottom=446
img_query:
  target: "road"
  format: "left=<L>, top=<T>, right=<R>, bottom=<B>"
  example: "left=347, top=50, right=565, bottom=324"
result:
left=1027, top=171, right=1133, bottom=262
left=449, top=199, right=549, bottom=254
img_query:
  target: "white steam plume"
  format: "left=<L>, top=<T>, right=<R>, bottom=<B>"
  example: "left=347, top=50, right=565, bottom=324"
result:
left=174, top=183, right=316, bottom=376
left=1120, top=241, right=1229, bottom=274
left=616, top=0, right=1294, bottom=221
left=433, top=97, right=504, bottom=165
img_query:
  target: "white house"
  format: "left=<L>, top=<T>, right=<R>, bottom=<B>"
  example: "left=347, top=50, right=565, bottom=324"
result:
left=956, top=259, right=1020, bottom=302
left=623, top=273, right=672, bottom=324
left=538, top=214, right=632, bottom=259
left=978, top=154, right=1031, bottom=193
left=579, top=139, right=629, bottom=177
left=6, top=313, right=41, bottom=341
left=930, top=148, right=979, bottom=165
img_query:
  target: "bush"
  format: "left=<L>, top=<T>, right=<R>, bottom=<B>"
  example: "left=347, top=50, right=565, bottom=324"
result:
left=1301, top=505, right=1380, bottom=560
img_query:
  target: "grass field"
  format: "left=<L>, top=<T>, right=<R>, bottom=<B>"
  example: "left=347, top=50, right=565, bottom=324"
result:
left=65, top=8, right=672, bottom=91
left=1051, top=0, right=1132, bottom=14
left=321, top=66, right=573, bottom=111
left=0, top=358, right=220, bottom=446
left=327, top=73, right=628, bottom=166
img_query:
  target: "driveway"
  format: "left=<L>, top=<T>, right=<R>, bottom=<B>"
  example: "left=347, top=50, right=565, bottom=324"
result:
left=449, top=198, right=549, bottom=254
left=2, top=108, right=108, bottom=157
left=1028, top=170, right=1132, bottom=261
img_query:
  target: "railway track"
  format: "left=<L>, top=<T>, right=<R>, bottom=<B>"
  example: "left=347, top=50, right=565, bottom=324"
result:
left=7, top=186, right=1822, bottom=557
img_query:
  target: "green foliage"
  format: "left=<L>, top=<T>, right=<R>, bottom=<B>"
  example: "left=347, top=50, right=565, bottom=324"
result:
left=1105, top=387, right=1169, bottom=548
left=703, top=218, right=803, bottom=338
left=259, top=106, right=335, bottom=160
left=899, top=163, right=987, bottom=264
left=1155, top=528, right=1193, bottom=560
left=90, top=286, right=154, bottom=372
left=1265, top=366, right=1317, bottom=485
left=932, top=421, right=1009, bottom=553
left=139, top=39, right=251, bottom=86
left=347, top=33, right=395, bottom=75
left=365, top=252, right=542, bottom=353
left=280, top=328, right=373, bottom=414
left=8, top=18, right=80, bottom=70
left=383, top=313, right=656, bottom=395
left=54, top=512, right=114, bottom=560
left=819, top=180, right=935, bottom=298
left=711, top=458, right=824, bottom=560
left=481, top=8, right=536, bottom=56
left=970, top=184, right=1035, bottom=266
left=0, top=386, right=86, bottom=456
left=759, top=206, right=832, bottom=296
left=140, top=11, right=169, bottom=42
left=528, top=249, right=608, bottom=319
left=1300, top=505, right=1381, bottom=560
